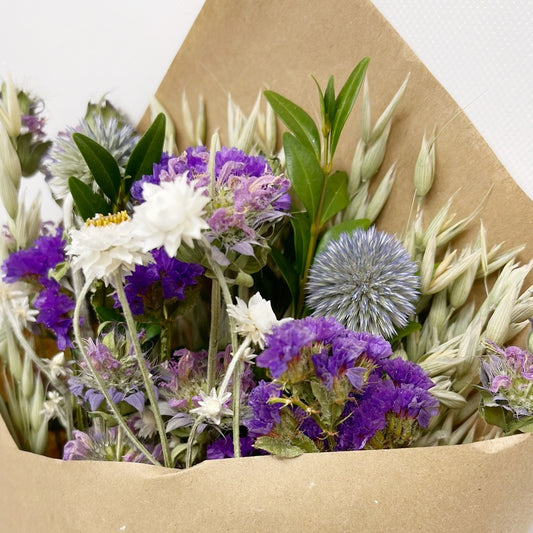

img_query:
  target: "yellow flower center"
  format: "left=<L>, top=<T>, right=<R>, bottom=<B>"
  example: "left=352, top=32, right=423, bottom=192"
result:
left=86, top=211, right=130, bottom=227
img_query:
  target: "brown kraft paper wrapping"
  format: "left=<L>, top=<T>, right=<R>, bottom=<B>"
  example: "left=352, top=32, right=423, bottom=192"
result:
left=1, top=1, right=532, bottom=531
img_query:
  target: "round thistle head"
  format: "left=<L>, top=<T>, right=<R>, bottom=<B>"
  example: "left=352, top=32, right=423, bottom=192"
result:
left=306, top=227, right=419, bottom=338
left=45, top=112, right=137, bottom=202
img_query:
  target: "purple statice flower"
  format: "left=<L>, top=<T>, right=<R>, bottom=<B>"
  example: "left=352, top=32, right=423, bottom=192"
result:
left=206, top=434, right=256, bottom=460
left=244, top=380, right=283, bottom=437
left=63, top=423, right=162, bottom=464
left=117, top=247, right=204, bottom=316
left=130, top=148, right=209, bottom=201
left=480, top=341, right=533, bottom=419
left=2, top=227, right=65, bottom=283
left=257, top=316, right=384, bottom=387
left=33, top=280, right=75, bottom=350
left=336, top=374, right=438, bottom=451
left=306, top=227, right=419, bottom=339
left=381, top=357, right=435, bottom=390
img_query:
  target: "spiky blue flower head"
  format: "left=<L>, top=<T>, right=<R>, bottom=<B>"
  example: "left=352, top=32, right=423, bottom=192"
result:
left=45, top=109, right=138, bottom=202
left=306, top=227, right=419, bottom=338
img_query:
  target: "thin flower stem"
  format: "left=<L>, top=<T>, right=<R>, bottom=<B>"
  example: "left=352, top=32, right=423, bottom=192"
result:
left=114, top=274, right=172, bottom=468
left=185, top=415, right=204, bottom=468
left=219, top=338, right=251, bottom=396
left=200, top=237, right=243, bottom=457
left=206, top=279, right=221, bottom=392
left=73, top=278, right=161, bottom=466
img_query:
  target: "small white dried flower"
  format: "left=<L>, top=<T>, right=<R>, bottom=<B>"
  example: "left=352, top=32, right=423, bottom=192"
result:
left=190, top=388, right=232, bottom=426
left=132, top=177, right=210, bottom=257
left=41, top=391, right=64, bottom=420
left=226, top=292, right=281, bottom=349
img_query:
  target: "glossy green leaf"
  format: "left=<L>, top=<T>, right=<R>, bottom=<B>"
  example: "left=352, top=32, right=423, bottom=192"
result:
left=290, top=211, right=311, bottom=277
left=264, top=90, right=320, bottom=159
left=68, top=176, right=112, bottom=220
left=324, top=75, right=336, bottom=124
left=271, top=246, right=299, bottom=310
left=283, top=132, right=324, bottom=219
left=390, top=321, right=422, bottom=345
left=125, top=113, right=166, bottom=189
left=312, top=76, right=327, bottom=136
left=319, top=170, right=349, bottom=225
left=330, top=58, right=370, bottom=157
left=73, top=133, right=121, bottom=203
left=315, top=218, right=370, bottom=257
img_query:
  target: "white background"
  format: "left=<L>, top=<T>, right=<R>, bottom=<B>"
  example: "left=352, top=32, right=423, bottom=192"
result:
left=0, top=0, right=531, bottom=222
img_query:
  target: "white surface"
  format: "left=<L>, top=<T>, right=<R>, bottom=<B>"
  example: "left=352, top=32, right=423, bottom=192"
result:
left=0, top=0, right=531, bottom=223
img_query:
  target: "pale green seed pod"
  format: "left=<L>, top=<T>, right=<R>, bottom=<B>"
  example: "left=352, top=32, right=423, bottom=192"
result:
left=0, top=74, right=22, bottom=137
left=413, top=133, right=435, bottom=198
left=237, top=92, right=261, bottom=153
left=430, top=388, right=467, bottom=409
left=369, top=73, right=409, bottom=144
left=181, top=91, right=196, bottom=147
left=21, top=352, right=34, bottom=399
left=365, top=164, right=396, bottom=223
left=30, top=377, right=45, bottom=431
left=348, top=139, right=364, bottom=196
left=360, top=120, right=391, bottom=183
left=449, top=252, right=479, bottom=308
left=420, top=234, right=436, bottom=293
left=150, top=97, right=178, bottom=155
left=31, top=419, right=49, bottom=455
left=195, top=94, right=206, bottom=146
left=265, top=101, right=277, bottom=156
left=6, top=328, right=22, bottom=382
left=361, top=78, right=372, bottom=144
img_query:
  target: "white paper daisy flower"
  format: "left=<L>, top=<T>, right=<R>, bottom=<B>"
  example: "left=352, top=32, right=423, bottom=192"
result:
left=66, top=211, right=149, bottom=286
left=226, top=292, right=281, bottom=349
left=132, top=176, right=210, bottom=257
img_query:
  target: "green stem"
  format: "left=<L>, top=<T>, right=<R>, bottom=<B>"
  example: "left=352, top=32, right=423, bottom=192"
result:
left=114, top=274, right=172, bottom=468
left=206, top=279, right=221, bottom=392
left=73, top=278, right=160, bottom=466
left=185, top=416, right=204, bottom=468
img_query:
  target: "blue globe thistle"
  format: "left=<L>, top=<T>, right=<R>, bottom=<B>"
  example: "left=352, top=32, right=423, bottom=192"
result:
left=306, top=227, right=419, bottom=338
left=45, top=111, right=138, bottom=202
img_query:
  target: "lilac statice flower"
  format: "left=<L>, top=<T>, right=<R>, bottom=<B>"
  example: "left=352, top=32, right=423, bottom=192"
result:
left=63, top=422, right=162, bottom=464
left=479, top=341, right=533, bottom=423
left=306, top=227, right=419, bottom=338
left=131, top=146, right=290, bottom=265
left=117, top=247, right=204, bottom=316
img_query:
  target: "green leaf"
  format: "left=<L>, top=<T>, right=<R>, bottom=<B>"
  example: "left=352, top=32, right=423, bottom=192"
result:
left=93, top=305, right=123, bottom=323
left=324, top=75, right=336, bottom=124
left=315, top=218, right=370, bottom=257
left=390, top=321, right=422, bottom=345
left=290, top=211, right=311, bottom=277
left=254, top=436, right=304, bottom=458
left=312, top=76, right=327, bottom=136
left=283, top=132, right=324, bottom=219
left=68, top=176, right=112, bottom=220
left=264, top=90, right=321, bottom=159
left=124, top=113, right=166, bottom=189
left=319, top=170, right=349, bottom=225
left=72, top=133, right=121, bottom=203
left=330, top=58, right=370, bottom=157
left=271, top=246, right=300, bottom=310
